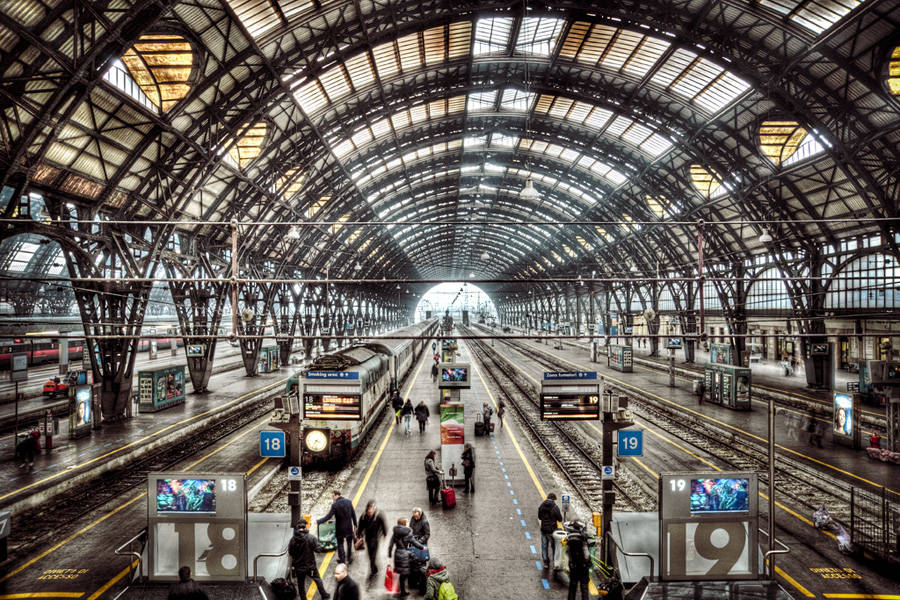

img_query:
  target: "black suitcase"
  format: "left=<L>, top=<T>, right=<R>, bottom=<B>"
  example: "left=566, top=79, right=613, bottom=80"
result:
left=474, top=420, right=485, bottom=436
left=271, top=577, right=297, bottom=600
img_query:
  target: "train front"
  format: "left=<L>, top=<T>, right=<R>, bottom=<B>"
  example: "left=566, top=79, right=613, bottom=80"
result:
left=298, top=367, right=367, bottom=464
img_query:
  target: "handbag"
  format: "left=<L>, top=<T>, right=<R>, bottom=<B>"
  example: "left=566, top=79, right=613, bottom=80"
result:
left=354, top=536, right=366, bottom=550
left=385, top=565, right=398, bottom=592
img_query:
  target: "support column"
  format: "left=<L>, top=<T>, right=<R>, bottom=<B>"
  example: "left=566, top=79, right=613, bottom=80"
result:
left=235, top=266, right=279, bottom=377
left=166, top=254, right=227, bottom=393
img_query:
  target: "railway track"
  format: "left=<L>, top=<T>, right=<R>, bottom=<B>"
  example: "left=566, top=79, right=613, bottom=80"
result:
left=463, top=333, right=656, bottom=513
left=496, top=334, right=858, bottom=527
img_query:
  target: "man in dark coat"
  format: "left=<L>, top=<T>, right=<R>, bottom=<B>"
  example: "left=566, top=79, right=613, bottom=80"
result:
left=317, top=490, right=357, bottom=565
left=409, top=507, right=430, bottom=545
left=356, top=500, right=387, bottom=578
left=332, top=563, right=360, bottom=600
left=391, top=390, right=403, bottom=424
left=168, top=566, right=209, bottom=600
left=538, top=493, right=563, bottom=570
left=414, top=401, right=430, bottom=434
left=289, top=523, right=330, bottom=600
left=566, top=521, right=592, bottom=600
left=388, top=518, right=426, bottom=597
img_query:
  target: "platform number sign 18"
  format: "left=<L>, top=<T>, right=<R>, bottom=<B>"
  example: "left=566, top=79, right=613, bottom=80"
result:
left=260, top=431, right=286, bottom=458
left=617, top=430, right=643, bottom=456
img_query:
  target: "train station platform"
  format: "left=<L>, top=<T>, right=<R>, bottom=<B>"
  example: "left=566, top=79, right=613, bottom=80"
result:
left=295, top=337, right=602, bottom=599
left=501, top=332, right=898, bottom=495
left=0, top=353, right=301, bottom=515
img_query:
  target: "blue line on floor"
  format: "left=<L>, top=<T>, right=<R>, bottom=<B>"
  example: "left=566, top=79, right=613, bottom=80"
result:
left=530, top=545, right=537, bottom=554
left=542, top=579, right=550, bottom=589
left=507, top=481, right=512, bottom=487
left=513, top=499, right=518, bottom=505
left=536, top=561, right=543, bottom=570
left=525, top=531, right=532, bottom=540
left=510, top=490, right=515, bottom=495
left=520, top=519, right=527, bottom=527
left=516, top=508, right=522, bottom=515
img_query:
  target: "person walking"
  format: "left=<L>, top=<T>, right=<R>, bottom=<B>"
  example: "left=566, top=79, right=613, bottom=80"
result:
left=424, top=450, right=444, bottom=506
left=391, top=390, right=403, bottom=425
left=481, top=402, right=493, bottom=433
left=332, top=563, right=360, bottom=600
left=566, top=521, right=592, bottom=600
left=317, top=490, right=357, bottom=565
left=431, top=362, right=439, bottom=383
left=168, top=566, right=209, bottom=600
left=807, top=408, right=824, bottom=448
left=497, top=400, right=505, bottom=429
left=356, top=500, right=387, bottom=579
left=461, top=443, right=475, bottom=493
left=423, top=557, right=456, bottom=600
left=538, top=493, right=563, bottom=571
left=288, top=523, right=330, bottom=600
left=387, top=517, right=426, bottom=597
left=415, top=401, right=430, bottom=434
left=401, top=398, right=414, bottom=435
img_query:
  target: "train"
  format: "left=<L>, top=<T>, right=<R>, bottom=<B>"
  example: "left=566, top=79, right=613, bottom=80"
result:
left=273, top=319, right=438, bottom=465
left=0, top=323, right=191, bottom=370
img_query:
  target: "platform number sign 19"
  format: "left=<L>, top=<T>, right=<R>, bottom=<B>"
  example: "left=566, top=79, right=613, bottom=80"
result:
left=260, top=431, right=286, bottom=458
left=617, top=430, right=643, bottom=456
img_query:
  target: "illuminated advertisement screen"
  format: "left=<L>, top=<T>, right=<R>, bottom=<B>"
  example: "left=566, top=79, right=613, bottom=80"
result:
left=156, top=478, right=216, bottom=514
left=303, top=394, right=362, bottom=420
left=70, top=385, right=92, bottom=429
left=441, top=367, right=468, bottom=383
left=690, top=478, right=750, bottom=513
left=540, top=394, right=600, bottom=420
left=833, top=393, right=853, bottom=437
left=668, top=338, right=683, bottom=349
left=810, top=343, right=829, bottom=355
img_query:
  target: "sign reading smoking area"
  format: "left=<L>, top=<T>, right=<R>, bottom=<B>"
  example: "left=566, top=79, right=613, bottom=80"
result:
left=147, top=472, right=247, bottom=582
left=659, top=471, right=759, bottom=581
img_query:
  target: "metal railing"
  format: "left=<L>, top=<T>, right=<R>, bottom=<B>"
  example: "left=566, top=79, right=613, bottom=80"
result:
left=606, top=532, right=654, bottom=580
left=759, top=528, right=791, bottom=578
left=252, top=544, right=289, bottom=582
left=114, top=529, right=147, bottom=583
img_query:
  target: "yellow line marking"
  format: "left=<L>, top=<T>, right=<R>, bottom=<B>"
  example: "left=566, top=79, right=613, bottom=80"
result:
left=86, top=560, right=138, bottom=600
left=542, top=348, right=899, bottom=496
left=307, top=344, right=430, bottom=600
left=0, top=594, right=85, bottom=599
left=0, top=377, right=289, bottom=502
left=5, top=415, right=272, bottom=589
left=629, top=457, right=658, bottom=479
left=823, top=596, right=900, bottom=599
left=247, top=456, right=270, bottom=476
left=775, top=565, right=816, bottom=597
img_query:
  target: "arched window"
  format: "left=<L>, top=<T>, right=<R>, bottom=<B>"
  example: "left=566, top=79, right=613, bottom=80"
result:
left=746, top=267, right=792, bottom=311
left=826, top=254, right=898, bottom=310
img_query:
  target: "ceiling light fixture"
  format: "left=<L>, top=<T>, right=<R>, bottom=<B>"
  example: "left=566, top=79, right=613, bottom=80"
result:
left=520, top=177, right=540, bottom=201
left=286, top=226, right=301, bottom=240
left=759, top=230, right=773, bottom=244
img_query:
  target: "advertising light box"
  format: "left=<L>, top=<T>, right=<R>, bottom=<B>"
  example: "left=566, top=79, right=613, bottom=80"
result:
left=438, top=362, right=471, bottom=389
left=833, top=392, right=855, bottom=438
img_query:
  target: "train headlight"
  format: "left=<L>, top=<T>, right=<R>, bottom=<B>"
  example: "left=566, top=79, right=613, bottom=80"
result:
left=305, top=429, right=328, bottom=452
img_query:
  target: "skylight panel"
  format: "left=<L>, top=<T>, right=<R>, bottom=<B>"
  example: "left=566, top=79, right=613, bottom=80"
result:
left=47, top=259, right=67, bottom=276
left=473, top=17, right=513, bottom=56
left=605, top=115, right=633, bottom=137
left=397, top=31, right=423, bottom=72
left=423, top=25, right=446, bottom=65
left=560, top=148, right=580, bottom=163
left=307, top=196, right=330, bottom=218
left=371, top=118, right=391, bottom=139
left=391, top=111, right=411, bottom=130
left=782, top=129, right=829, bottom=167
left=490, top=133, right=520, bottom=148
left=640, top=133, right=673, bottom=156
left=670, top=56, right=718, bottom=100
left=601, top=28, right=643, bottom=72
left=351, top=128, right=373, bottom=147
left=622, top=36, right=670, bottom=77
left=467, top=90, right=498, bottom=112
left=500, top=88, right=535, bottom=112
left=759, top=0, right=862, bottom=35
left=650, top=48, right=696, bottom=89
left=345, top=52, right=375, bottom=90
left=449, top=22, right=473, bottom=59
left=606, top=169, right=627, bottom=185
left=226, top=0, right=297, bottom=39
left=372, top=41, right=400, bottom=78
left=278, top=167, right=306, bottom=200
left=319, top=65, right=351, bottom=102
left=7, top=242, right=38, bottom=272
left=332, top=139, right=354, bottom=159
left=104, top=60, right=158, bottom=112
left=622, top=122, right=653, bottom=147
left=410, top=104, right=428, bottom=124
left=515, top=17, right=565, bottom=56
left=295, top=79, right=328, bottom=113
left=694, top=70, right=750, bottom=113
left=585, top=106, right=614, bottom=129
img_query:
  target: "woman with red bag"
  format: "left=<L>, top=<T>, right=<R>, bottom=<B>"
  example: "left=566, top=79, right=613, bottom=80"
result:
left=387, top=517, right=426, bottom=596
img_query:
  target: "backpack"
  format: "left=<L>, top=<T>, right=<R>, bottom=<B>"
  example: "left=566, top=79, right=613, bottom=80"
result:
left=438, top=581, right=458, bottom=600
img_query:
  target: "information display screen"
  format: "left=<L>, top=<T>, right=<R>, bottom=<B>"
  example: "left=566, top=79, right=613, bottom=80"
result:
left=186, top=344, right=205, bottom=357
left=438, top=362, right=471, bottom=389
left=833, top=392, right=853, bottom=437
left=156, top=478, right=216, bottom=514
left=540, top=394, right=600, bottom=420
left=667, top=338, right=683, bottom=349
left=303, top=393, right=362, bottom=420
left=690, top=478, right=750, bottom=513
left=810, top=343, right=829, bottom=355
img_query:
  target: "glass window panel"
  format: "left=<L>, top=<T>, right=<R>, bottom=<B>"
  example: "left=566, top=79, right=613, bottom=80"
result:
left=372, top=41, right=400, bottom=78
left=515, top=17, right=565, bottom=56
left=473, top=17, right=513, bottom=56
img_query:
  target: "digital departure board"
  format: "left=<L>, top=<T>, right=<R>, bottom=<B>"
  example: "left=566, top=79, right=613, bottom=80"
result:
left=303, top=393, right=361, bottom=420
left=540, top=393, right=600, bottom=420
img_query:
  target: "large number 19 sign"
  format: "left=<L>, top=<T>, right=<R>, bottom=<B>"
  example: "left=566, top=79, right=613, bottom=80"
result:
left=659, top=472, right=759, bottom=581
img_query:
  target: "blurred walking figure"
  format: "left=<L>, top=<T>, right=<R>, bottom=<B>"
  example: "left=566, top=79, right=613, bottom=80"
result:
left=391, top=390, right=403, bottom=425
left=356, top=500, right=387, bottom=579
left=401, top=398, right=414, bottom=435
left=431, top=362, right=439, bottom=383
left=461, top=443, right=475, bottom=493
left=415, top=401, right=430, bottom=434
left=497, top=400, right=505, bottom=429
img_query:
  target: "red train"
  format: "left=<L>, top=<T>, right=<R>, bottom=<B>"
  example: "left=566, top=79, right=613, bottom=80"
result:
left=0, top=326, right=184, bottom=370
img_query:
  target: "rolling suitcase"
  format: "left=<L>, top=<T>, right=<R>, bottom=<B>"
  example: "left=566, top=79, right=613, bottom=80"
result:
left=441, top=479, right=456, bottom=509
left=474, top=412, right=485, bottom=437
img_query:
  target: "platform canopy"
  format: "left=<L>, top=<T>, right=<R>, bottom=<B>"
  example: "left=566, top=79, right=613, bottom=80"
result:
left=0, top=0, right=898, bottom=296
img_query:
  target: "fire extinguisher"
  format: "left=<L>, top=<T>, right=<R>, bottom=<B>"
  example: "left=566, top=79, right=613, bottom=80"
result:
left=44, top=409, right=53, bottom=451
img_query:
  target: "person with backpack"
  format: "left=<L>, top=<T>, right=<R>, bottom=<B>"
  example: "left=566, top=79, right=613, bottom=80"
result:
left=401, top=398, right=414, bottom=435
left=415, top=401, right=430, bottom=434
left=356, top=500, right=388, bottom=579
left=387, top=517, right=426, bottom=597
left=15, top=429, right=40, bottom=469
left=481, top=402, right=493, bottom=433
left=424, top=556, right=457, bottom=600
left=461, top=443, right=475, bottom=493
left=391, top=391, right=404, bottom=425
left=566, top=521, right=592, bottom=600
left=538, top=493, right=564, bottom=570
left=288, top=522, right=330, bottom=600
